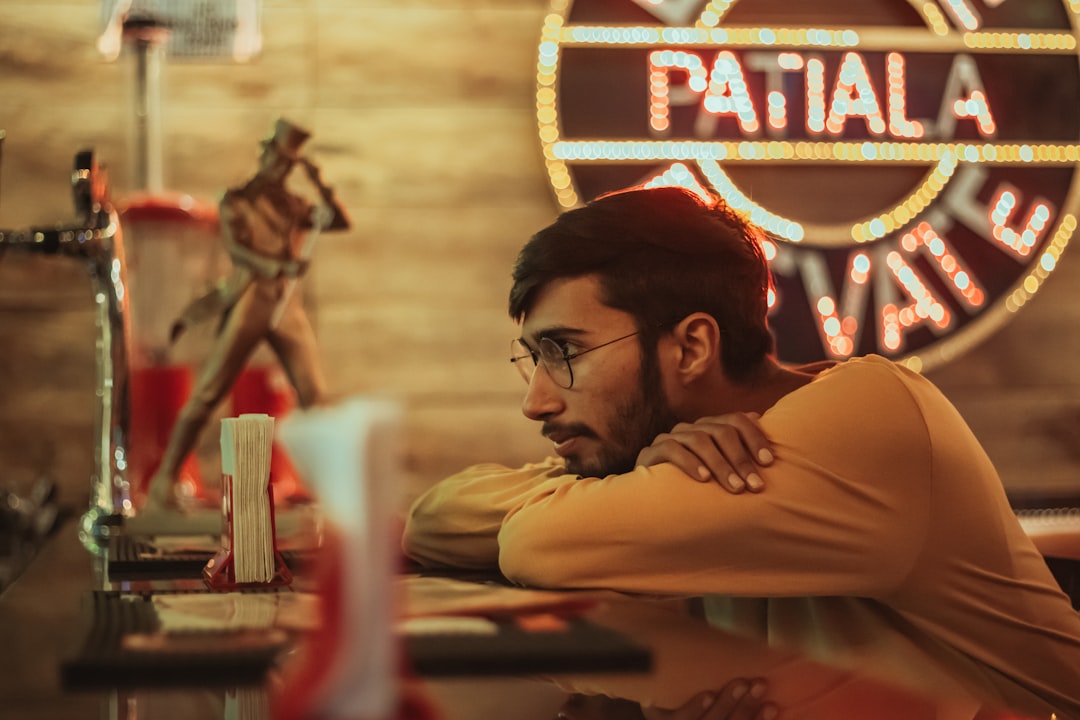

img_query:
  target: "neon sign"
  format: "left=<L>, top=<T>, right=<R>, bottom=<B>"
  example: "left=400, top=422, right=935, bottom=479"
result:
left=537, top=0, right=1080, bottom=370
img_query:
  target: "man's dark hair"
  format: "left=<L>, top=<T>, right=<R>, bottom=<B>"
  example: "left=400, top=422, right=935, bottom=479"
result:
left=509, top=186, right=774, bottom=382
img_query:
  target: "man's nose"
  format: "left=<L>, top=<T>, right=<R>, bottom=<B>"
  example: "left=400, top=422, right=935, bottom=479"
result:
left=521, top=364, right=565, bottom=421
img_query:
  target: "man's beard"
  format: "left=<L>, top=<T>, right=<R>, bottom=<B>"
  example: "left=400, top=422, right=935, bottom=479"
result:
left=566, top=346, right=679, bottom=478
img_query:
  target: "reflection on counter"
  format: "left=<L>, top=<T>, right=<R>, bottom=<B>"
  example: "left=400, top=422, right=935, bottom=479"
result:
left=0, top=512, right=1065, bottom=720
left=59, top=572, right=1038, bottom=720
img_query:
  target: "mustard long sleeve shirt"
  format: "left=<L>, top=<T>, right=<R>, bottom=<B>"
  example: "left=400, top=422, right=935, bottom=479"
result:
left=403, top=355, right=1080, bottom=718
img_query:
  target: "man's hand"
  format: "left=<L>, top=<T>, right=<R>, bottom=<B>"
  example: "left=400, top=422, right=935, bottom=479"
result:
left=636, top=413, right=773, bottom=493
left=642, top=678, right=778, bottom=720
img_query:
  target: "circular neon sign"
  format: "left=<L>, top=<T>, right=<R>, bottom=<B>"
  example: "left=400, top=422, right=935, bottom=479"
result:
left=537, top=0, right=1080, bottom=370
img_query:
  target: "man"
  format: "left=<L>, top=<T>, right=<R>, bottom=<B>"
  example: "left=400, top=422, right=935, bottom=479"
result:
left=145, top=118, right=348, bottom=509
left=403, top=187, right=1080, bottom=717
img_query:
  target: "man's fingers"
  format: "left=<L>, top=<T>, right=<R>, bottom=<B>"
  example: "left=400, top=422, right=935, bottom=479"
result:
left=667, top=425, right=761, bottom=493
left=670, top=431, right=747, bottom=492
left=641, top=688, right=731, bottom=720
left=694, top=415, right=774, bottom=466
left=704, top=426, right=766, bottom=493
left=639, top=412, right=775, bottom=494
left=642, top=678, right=777, bottom=720
left=638, top=441, right=723, bottom=486
left=703, top=679, right=776, bottom=720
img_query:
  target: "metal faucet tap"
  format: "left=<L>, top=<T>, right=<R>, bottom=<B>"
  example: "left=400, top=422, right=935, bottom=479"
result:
left=0, top=150, right=131, bottom=555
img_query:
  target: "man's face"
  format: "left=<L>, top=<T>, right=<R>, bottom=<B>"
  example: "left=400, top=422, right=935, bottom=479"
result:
left=518, top=275, right=678, bottom=477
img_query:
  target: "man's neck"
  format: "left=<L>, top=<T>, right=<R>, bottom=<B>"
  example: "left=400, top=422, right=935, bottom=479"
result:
left=686, top=358, right=819, bottom=419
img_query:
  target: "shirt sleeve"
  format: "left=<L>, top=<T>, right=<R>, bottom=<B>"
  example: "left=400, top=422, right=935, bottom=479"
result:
left=498, top=362, right=934, bottom=598
left=402, top=458, right=576, bottom=569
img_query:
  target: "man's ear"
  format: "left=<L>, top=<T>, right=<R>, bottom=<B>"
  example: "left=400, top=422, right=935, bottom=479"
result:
left=667, top=312, right=722, bottom=384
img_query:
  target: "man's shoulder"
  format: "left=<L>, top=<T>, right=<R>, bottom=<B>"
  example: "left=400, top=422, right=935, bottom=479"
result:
left=778, top=354, right=934, bottom=427
left=821, top=353, right=903, bottom=374
left=810, top=354, right=924, bottom=391
left=763, top=356, right=944, bottom=484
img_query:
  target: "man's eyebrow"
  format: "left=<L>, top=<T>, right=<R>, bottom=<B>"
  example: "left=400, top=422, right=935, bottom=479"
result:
left=522, top=325, right=588, bottom=344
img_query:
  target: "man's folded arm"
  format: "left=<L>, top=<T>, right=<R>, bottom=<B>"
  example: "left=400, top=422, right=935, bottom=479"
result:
left=497, top=457, right=925, bottom=597
left=410, top=361, right=932, bottom=594
left=497, top=373, right=933, bottom=599
left=401, top=458, right=575, bottom=569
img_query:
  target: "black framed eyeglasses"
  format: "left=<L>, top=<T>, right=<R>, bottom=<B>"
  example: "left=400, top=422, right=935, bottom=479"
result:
left=509, top=331, right=641, bottom=389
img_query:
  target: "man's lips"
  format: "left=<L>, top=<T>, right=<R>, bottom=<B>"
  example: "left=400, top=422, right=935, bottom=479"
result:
left=542, top=424, right=595, bottom=457
left=551, top=439, right=578, bottom=457
left=545, top=429, right=575, bottom=444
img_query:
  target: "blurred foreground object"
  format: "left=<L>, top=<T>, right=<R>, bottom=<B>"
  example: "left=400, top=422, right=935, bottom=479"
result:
left=276, top=397, right=421, bottom=720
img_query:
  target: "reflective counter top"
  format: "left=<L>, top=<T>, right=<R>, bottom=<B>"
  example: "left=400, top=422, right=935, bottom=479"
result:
left=0, top=518, right=1042, bottom=720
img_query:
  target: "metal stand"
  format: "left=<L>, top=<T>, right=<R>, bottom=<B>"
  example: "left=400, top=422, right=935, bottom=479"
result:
left=0, top=151, right=132, bottom=555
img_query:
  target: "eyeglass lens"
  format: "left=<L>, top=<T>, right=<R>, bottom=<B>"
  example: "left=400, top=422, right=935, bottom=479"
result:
left=509, top=338, right=573, bottom=388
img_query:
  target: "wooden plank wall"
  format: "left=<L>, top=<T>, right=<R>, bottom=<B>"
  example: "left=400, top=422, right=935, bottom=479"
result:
left=0, top=0, right=1078, bottom=514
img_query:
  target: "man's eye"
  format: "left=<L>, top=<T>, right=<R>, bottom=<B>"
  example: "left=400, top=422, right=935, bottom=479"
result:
left=539, top=337, right=574, bottom=361
left=553, top=340, right=578, bottom=358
